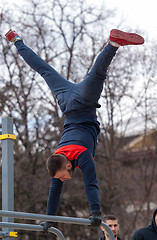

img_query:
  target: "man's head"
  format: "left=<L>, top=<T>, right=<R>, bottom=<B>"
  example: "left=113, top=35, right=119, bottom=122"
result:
left=46, top=154, right=73, bottom=182
left=101, top=214, right=120, bottom=239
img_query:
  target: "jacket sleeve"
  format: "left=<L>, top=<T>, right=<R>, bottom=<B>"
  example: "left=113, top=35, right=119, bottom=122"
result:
left=77, top=149, right=100, bottom=212
left=46, top=178, right=63, bottom=215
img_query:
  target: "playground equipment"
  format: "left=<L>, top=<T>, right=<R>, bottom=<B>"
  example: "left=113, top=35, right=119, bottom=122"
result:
left=0, top=117, right=114, bottom=240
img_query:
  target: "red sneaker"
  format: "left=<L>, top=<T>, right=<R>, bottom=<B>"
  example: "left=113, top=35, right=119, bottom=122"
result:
left=5, top=29, right=20, bottom=42
left=109, top=29, right=144, bottom=46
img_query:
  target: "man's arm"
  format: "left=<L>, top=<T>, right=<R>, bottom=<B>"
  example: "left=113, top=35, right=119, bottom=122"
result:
left=78, top=150, right=101, bottom=226
left=78, top=150, right=100, bottom=211
left=41, top=178, right=63, bottom=232
left=47, top=178, right=63, bottom=215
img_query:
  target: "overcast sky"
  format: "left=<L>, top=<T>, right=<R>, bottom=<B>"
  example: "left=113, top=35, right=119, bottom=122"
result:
left=104, top=0, right=157, bottom=40
left=1, top=0, right=157, bottom=41
left=87, top=0, right=156, bottom=40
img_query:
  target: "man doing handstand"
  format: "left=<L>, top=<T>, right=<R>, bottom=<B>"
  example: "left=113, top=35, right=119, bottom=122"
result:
left=5, top=28, right=144, bottom=230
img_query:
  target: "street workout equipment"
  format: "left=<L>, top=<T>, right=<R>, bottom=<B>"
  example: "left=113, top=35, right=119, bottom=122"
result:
left=0, top=117, right=115, bottom=240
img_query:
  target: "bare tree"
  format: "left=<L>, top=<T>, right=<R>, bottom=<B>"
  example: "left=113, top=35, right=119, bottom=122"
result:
left=1, top=0, right=157, bottom=239
left=0, top=0, right=116, bottom=239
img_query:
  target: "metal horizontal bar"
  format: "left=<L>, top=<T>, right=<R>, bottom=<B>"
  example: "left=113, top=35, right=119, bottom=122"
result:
left=0, top=222, right=65, bottom=240
left=0, top=210, right=114, bottom=240
left=0, top=210, right=90, bottom=225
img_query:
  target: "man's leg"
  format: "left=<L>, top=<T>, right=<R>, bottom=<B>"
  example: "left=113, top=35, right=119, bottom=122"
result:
left=76, top=29, right=144, bottom=103
left=77, top=43, right=118, bottom=102
left=14, top=40, right=73, bottom=96
left=5, top=30, right=73, bottom=96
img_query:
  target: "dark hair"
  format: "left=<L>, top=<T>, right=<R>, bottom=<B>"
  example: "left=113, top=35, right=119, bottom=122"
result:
left=103, top=214, right=118, bottom=223
left=46, top=154, right=65, bottom=177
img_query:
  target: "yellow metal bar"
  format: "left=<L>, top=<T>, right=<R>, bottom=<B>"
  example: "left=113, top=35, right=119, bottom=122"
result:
left=9, top=232, right=18, bottom=237
left=0, top=134, right=16, bottom=140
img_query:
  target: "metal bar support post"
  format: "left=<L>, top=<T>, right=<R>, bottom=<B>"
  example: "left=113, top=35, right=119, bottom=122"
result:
left=1, top=117, right=16, bottom=240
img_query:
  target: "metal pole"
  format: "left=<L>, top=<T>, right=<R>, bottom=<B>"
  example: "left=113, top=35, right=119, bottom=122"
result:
left=0, top=222, right=66, bottom=240
left=0, top=210, right=115, bottom=240
left=1, top=117, right=15, bottom=240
